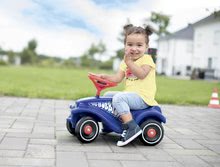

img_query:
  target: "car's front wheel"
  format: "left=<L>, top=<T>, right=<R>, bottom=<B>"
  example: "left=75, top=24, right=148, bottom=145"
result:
left=66, top=120, right=76, bottom=136
left=75, top=116, right=99, bottom=143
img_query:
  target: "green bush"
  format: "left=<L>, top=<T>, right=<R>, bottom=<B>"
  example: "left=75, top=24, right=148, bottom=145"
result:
left=0, top=60, right=8, bottom=66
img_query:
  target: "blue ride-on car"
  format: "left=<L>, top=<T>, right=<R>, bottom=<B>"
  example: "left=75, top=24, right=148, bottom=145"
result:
left=66, top=73, right=166, bottom=145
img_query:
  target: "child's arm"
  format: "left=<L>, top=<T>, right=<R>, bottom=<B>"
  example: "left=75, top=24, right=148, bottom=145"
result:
left=124, top=53, right=151, bottom=80
left=126, top=61, right=151, bottom=80
left=99, top=70, right=125, bottom=83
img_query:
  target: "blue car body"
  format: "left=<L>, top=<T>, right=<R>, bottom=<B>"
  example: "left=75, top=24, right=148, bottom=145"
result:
left=67, top=96, right=166, bottom=134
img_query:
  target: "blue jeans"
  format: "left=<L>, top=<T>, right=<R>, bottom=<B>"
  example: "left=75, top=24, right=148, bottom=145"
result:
left=104, top=91, right=149, bottom=116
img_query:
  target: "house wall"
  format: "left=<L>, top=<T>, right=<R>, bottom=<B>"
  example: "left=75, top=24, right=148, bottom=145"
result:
left=157, top=40, right=169, bottom=75
left=157, top=39, right=193, bottom=76
left=174, top=39, right=193, bottom=76
left=193, top=20, right=220, bottom=79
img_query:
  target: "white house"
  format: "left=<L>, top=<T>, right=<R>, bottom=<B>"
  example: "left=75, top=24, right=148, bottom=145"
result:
left=192, top=11, right=220, bottom=79
left=157, top=11, right=220, bottom=79
left=157, top=25, right=194, bottom=76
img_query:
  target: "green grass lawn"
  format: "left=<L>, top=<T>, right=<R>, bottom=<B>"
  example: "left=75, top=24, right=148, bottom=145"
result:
left=0, top=66, right=219, bottom=105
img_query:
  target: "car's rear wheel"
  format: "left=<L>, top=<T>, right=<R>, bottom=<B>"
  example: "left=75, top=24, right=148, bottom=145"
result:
left=139, top=119, right=164, bottom=146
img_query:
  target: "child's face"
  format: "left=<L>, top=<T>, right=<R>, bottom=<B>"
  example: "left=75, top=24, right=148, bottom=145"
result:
left=125, top=33, right=148, bottom=61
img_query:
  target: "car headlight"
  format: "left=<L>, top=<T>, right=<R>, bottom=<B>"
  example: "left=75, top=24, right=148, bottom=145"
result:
left=69, top=101, right=76, bottom=109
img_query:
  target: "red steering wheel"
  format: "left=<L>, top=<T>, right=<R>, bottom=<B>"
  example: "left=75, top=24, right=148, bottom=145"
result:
left=88, top=73, right=117, bottom=97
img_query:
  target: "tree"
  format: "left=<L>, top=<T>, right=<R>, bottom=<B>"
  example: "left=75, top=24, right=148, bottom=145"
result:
left=80, top=53, right=91, bottom=67
left=28, top=39, right=37, bottom=51
left=115, top=49, right=124, bottom=60
left=97, top=40, right=106, bottom=55
left=0, top=47, right=6, bottom=55
left=87, top=41, right=106, bottom=60
left=7, top=50, right=16, bottom=64
left=80, top=41, right=106, bottom=68
left=144, top=12, right=171, bottom=63
left=20, top=39, right=38, bottom=64
left=150, top=12, right=170, bottom=37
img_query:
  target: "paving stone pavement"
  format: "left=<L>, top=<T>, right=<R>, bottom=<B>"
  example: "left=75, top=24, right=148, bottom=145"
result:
left=0, top=96, right=220, bottom=167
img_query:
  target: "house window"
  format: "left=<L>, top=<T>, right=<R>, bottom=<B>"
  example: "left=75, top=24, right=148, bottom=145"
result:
left=161, top=58, right=167, bottom=74
left=213, top=30, right=220, bottom=45
left=186, top=66, right=191, bottom=71
left=186, top=66, right=191, bottom=76
left=208, top=57, right=212, bottom=69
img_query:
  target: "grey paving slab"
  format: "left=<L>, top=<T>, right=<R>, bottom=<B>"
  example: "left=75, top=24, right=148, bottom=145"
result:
left=0, top=157, right=54, bottom=166
left=0, top=150, right=24, bottom=157
left=0, top=96, right=220, bottom=167
left=56, top=152, right=88, bottom=167
left=121, top=161, right=184, bottom=167
left=0, top=137, right=29, bottom=150
left=25, top=144, right=55, bottom=158
left=88, top=160, right=122, bottom=167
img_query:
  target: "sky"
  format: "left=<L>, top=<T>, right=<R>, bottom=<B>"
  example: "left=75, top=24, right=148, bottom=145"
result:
left=0, top=0, right=220, bottom=59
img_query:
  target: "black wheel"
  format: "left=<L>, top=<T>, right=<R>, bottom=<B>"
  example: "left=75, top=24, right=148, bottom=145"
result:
left=66, top=120, right=76, bottom=136
left=139, top=119, right=164, bottom=146
left=75, top=117, right=99, bottom=143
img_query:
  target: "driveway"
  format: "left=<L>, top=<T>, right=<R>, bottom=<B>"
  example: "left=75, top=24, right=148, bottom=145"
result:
left=0, top=96, right=219, bottom=167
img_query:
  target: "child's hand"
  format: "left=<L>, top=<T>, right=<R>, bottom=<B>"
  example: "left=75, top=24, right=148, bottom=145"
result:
left=99, top=74, right=107, bottom=79
left=93, top=73, right=108, bottom=79
left=124, top=49, right=133, bottom=64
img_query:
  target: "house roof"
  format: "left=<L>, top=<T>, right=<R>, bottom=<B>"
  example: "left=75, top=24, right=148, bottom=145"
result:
left=158, top=24, right=194, bottom=41
left=193, top=10, right=220, bottom=27
left=158, top=10, right=220, bottom=41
